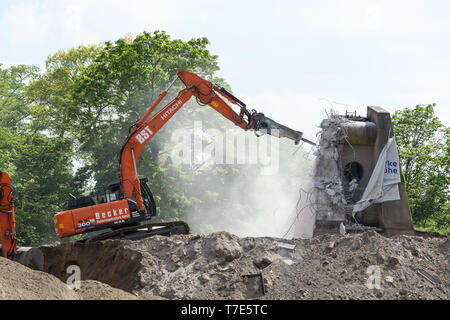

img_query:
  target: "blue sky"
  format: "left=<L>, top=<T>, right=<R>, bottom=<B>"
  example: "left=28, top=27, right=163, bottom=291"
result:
left=1, top=0, right=449, bottom=139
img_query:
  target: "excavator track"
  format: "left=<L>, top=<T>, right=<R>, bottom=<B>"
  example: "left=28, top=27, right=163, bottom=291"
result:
left=79, top=220, right=190, bottom=243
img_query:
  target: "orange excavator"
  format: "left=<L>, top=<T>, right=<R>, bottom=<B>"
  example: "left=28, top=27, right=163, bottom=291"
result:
left=0, top=170, right=16, bottom=259
left=54, top=70, right=312, bottom=242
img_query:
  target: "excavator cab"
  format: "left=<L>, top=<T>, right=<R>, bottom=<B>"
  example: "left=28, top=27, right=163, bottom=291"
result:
left=104, top=177, right=156, bottom=218
left=55, top=177, right=157, bottom=238
left=63, top=195, right=96, bottom=211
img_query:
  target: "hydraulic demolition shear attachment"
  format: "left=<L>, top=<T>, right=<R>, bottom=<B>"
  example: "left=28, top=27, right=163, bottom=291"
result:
left=212, top=83, right=315, bottom=146
left=248, top=111, right=316, bottom=146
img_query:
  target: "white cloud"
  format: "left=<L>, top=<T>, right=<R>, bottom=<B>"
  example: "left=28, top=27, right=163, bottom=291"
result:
left=240, top=89, right=450, bottom=139
left=0, top=1, right=49, bottom=44
left=241, top=91, right=357, bottom=140
left=55, top=0, right=203, bottom=45
left=0, top=60, right=13, bottom=68
left=0, top=0, right=448, bottom=126
left=66, top=5, right=81, bottom=32
left=0, top=0, right=202, bottom=48
left=293, top=0, right=448, bottom=37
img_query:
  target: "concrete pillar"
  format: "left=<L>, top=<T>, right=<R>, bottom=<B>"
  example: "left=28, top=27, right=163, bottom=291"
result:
left=367, top=106, right=415, bottom=236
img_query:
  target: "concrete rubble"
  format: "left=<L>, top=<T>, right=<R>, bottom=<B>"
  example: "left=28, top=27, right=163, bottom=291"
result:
left=312, top=113, right=351, bottom=224
left=2, top=230, right=447, bottom=300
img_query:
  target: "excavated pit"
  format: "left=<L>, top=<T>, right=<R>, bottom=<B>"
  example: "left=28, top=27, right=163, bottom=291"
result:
left=40, top=240, right=144, bottom=293
left=31, top=231, right=449, bottom=300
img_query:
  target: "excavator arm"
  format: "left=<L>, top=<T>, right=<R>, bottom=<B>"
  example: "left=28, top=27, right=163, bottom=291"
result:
left=119, top=71, right=253, bottom=210
left=118, top=70, right=308, bottom=211
left=0, top=171, right=16, bottom=259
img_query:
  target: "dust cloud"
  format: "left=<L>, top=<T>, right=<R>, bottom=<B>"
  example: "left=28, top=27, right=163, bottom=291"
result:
left=178, top=127, right=317, bottom=239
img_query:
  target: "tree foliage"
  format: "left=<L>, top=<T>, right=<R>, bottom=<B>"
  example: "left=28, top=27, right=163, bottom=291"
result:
left=393, top=104, right=449, bottom=234
left=0, top=63, right=78, bottom=245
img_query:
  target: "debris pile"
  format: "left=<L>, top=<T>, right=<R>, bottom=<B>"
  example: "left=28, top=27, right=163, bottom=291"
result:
left=16, top=230, right=448, bottom=300
left=312, top=113, right=351, bottom=225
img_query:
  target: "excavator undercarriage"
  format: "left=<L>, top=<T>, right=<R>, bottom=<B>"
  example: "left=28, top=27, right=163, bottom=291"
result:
left=79, top=220, right=190, bottom=243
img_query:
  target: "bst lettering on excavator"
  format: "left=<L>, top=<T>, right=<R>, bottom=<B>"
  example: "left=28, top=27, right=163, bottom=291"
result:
left=136, top=126, right=153, bottom=144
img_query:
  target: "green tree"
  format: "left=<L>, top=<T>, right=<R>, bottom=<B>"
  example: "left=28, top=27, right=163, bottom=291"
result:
left=13, top=134, right=77, bottom=246
left=1, top=63, right=80, bottom=246
left=0, top=64, right=40, bottom=131
left=73, top=30, right=225, bottom=162
left=393, top=104, right=449, bottom=234
left=66, top=31, right=233, bottom=222
left=0, top=64, right=40, bottom=171
left=27, top=45, right=100, bottom=138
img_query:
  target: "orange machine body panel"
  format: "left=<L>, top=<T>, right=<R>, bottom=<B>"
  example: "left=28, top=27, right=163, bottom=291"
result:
left=54, top=199, right=132, bottom=238
left=0, top=171, right=16, bottom=259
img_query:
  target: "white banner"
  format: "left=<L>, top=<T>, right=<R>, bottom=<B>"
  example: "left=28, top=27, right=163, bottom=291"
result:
left=353, top=137, right=401, bottom=213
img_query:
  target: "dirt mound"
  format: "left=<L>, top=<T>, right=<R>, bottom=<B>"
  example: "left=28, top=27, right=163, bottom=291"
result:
left=0, top=257, right=80, bottom=300
left=0, top=257, right=148, bottom=300
left=77, top=280, right=139, bottom=300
